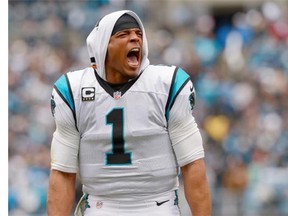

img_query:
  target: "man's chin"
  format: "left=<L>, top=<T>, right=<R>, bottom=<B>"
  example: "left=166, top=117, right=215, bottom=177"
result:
left=126, top=68, right=140, bottom=79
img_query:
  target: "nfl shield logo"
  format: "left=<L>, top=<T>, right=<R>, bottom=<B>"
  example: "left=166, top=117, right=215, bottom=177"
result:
left=113, top=91, right=122, bottom=100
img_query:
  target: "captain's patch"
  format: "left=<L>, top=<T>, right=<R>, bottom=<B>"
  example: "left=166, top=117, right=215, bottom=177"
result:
left=82, top=87, right=95, bottom=101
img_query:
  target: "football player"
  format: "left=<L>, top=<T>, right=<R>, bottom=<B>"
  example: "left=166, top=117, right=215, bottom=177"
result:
left=47, top=10, right=211, bottom=216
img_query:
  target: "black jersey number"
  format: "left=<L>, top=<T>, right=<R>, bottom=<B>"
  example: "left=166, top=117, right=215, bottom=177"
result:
left=106, top=108, right=131, bottom=165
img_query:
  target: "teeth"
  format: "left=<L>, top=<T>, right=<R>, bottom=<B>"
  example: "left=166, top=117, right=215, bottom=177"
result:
left=131, top=48, right=140, bottom=52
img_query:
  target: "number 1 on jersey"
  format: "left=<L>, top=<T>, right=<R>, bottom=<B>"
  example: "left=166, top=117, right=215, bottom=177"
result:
left=106, top=108, right=132, bottom=165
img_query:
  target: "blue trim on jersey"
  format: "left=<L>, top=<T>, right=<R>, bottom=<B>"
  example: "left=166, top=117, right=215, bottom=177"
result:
left=165, top=68, right=190, bottom=121
left=54, top=74, right=75, bottom=113
left=174, top=189, right=179, bottom=206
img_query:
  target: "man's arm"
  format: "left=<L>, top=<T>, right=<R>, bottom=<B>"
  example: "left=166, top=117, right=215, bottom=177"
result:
left=47, top=169, right=76, bottom=216
left=181, top=158, right=211, bottom=216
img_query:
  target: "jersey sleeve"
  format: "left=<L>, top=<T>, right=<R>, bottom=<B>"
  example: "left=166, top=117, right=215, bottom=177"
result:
left=167, top=68, right=204, bottom=167
left=50, top=74, right=80, bottom=173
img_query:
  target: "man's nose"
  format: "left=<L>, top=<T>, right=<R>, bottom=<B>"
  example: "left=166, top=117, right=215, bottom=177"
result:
left=130, top=31, right=140, bottom=42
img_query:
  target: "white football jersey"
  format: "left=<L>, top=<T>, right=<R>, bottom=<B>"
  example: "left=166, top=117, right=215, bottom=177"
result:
left=50, top=64, right=204, bottom=201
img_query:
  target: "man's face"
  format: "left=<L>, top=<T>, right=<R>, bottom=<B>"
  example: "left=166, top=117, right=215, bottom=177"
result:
left=105, top=28, right=143, bottom=84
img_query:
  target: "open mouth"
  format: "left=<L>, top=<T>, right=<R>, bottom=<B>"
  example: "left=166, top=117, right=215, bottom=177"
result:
left=127, top=47, right=140, bottom=67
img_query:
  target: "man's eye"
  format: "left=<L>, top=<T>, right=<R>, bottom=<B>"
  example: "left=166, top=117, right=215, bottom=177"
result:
left=115, top=32, right=126, bottom=37
left=118, top=33, right=127, bottom=37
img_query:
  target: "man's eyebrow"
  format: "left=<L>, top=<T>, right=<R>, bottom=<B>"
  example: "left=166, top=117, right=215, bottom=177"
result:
left=115, top=28, right=141, bottom=34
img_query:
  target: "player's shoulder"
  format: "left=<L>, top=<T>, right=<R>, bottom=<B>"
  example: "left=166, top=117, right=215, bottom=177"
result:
left=53, top=67, right=94, bottom=88
left=52, top=67, right=95, bottom=101
left=146, top=64, right=176, bottom=74
left=55, top=66, right=93, bottom=82
left=146, top=64, right=190, bottom=75
left=144, top=64, right=191, bottom=83
left=143, top=64, right=175, bottom=82
left=138, top=65, right=191, bottom=95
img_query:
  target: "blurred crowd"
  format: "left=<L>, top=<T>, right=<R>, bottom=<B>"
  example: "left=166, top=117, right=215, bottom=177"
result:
left=9, top=0, right=288, bottom=215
